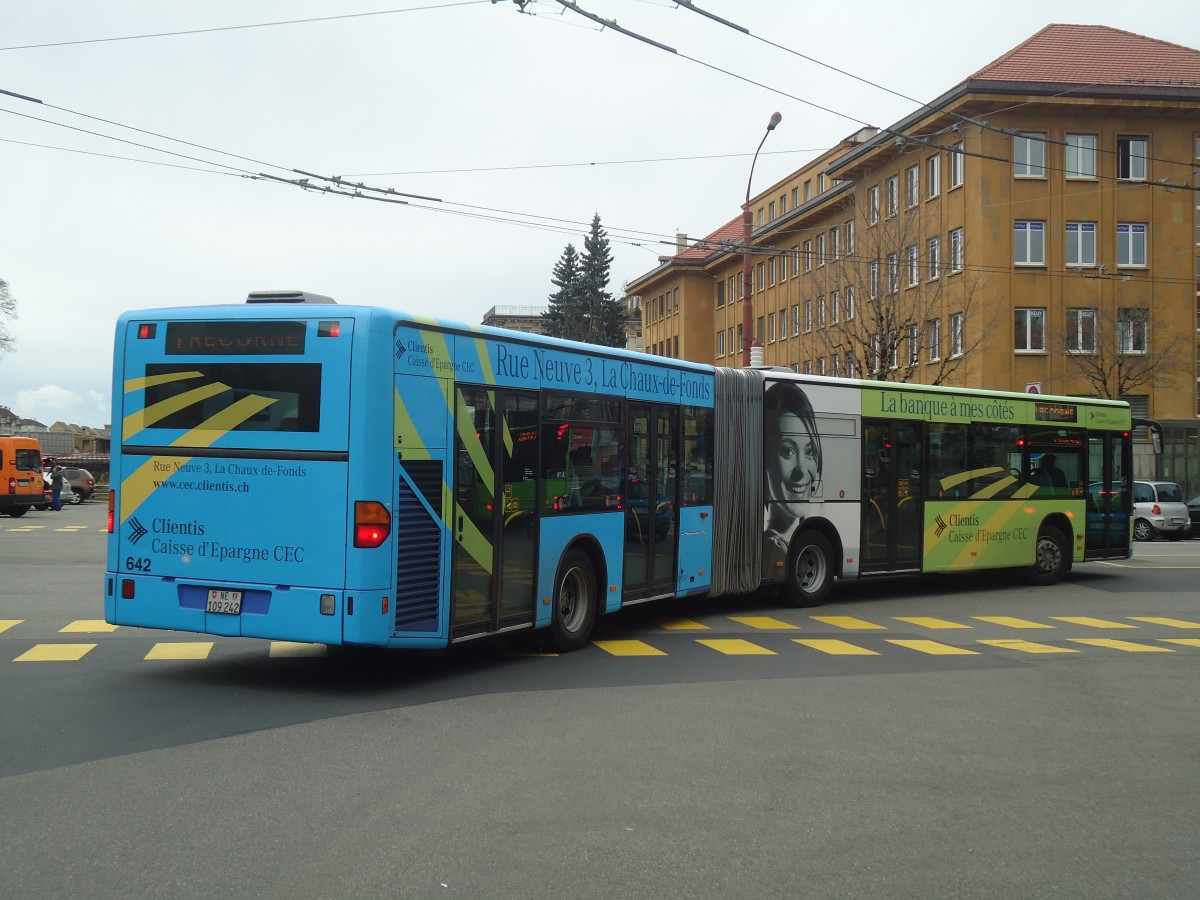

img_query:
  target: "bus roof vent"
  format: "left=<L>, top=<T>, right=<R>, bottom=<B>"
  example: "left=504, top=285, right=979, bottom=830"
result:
left=245, top=290, right=337, bottom=305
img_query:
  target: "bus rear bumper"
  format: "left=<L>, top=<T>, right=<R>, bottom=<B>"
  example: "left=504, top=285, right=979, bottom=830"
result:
left=104, top=572, right=346, bottom=644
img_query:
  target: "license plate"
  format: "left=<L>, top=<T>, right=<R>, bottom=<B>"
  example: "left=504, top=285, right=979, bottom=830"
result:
left=206, top=589, right=243, bottom=614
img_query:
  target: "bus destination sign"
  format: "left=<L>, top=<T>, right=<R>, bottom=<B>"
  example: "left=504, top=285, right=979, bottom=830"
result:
left=165, top=321, right=307, bottom=355
left=1034, top=402, right=1077, bottom=423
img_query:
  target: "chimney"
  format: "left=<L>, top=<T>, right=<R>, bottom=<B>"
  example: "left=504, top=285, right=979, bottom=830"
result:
left=676, top=233, right=688, bottom=254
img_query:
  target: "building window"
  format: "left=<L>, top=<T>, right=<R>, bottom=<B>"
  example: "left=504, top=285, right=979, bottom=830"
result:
left=716, top=329, right=725, bottom=357
left=757, top=317, right=765, bottom=344
left=1065, top=134, right=1097, bottom=179
left=757, top=208, right=764, bottom=227
left=768, top=312, right=777, bottom=343
left=870, top=334, right=882, bottom=373
left=1118, top=308, right=1148, bottom=354
left=803, top=360, right=813, bottom=375
left=729, top=326, right=735, bottom=354
left=790, top=246, right=800, bottom=278
left=867, top=186, right=880, bottom=225
left=816, top=233, right=826, bottom=267
left=950, top=227, right=964, bottom=272
left=715, top=280, right=725, bottom=308
left=768, top=201, right=776, bottom=221
left=926, top=155, right=941, bottom=198
left=845, top=286, right=855, bottom=321
left=1015, top=307, right=1046, bottom=352
left=887, top=253, right=899, bottom=294
left=769, top=256, right=777, bottom=287
left=1014, top=133, right=1046, bottom=177
left=845, top=220, right=855, bottom=254
left=831, top=353, right=840, bottom=377
left=830, top=289, right=841, bottom=324
left=927, top=236, right=941, bottom=280
left=927, top=318, right=941, bottom=361
left=756, top=261, right=766, bottom=291
left=818, top=174, right=827, bottom=193
left=1066, top=222, right=1097, bottom=267
left=906, top=245, right=919, bottom=286
left=804, top=299, right=813, bottom=332
left=1117, top=136, right=1148, bottom=181
left=1014, top=220, right=1045, bottom=266
left=1067, top=308, right=1097, bottom=353
left=905, top=165, right=919, bottom=208
left=886, top=176, right=898, bottom=217
left=831, top=226, right=840, bottom=260
left=791, top=187, right=798, bottom=207
left=869, top=260, right=880, bottom=299
left=817, top=295, right=826, bottom=328
left=804, top=180, right=812, bottom=201
left=907, top=324, right=920, bottom=366
left=949, top=143, right=964, bottom=188
left=673, top=288, right=679, bottom=314
left=818, top=356, right=826, bottom=376
left=950, top=313, right=964, bottom=358
left=791, top=304, right=800, bottom=336
left=803, top=240, right=813, bottom=272
left=1117, top=223, right=1147, bottom=267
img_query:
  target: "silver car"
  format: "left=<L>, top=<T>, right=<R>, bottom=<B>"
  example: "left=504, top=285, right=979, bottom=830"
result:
left=1132, top=480, right=1189, bottom=541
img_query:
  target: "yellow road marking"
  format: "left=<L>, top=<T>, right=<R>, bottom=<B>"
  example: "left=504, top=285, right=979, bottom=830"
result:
left=54, top=526, right=90, bottom=532
left=655, top=618, right=710, bottom=631
left=8, top=526, right=44, bottom=532
left=1160, top=639, right=1200, bottom=648
left=792, top=638, right=880, bottom=656
left=887, top=639, right=979, bottom=655
left=811, top=615, right=887, bottom=630
left=15, top=643, right=97, bottom=662
left=1129, top=617, right=1200, bottom=629
left=894, top=616, right=971, bottom=629
left=269, top=641, right=326, bottom=658
left=978, top=639, right=1078, bottom=654
left=592, top=640, right=667, bottom=657
left=697, top=639, right=776, bottom=656
left=0, top=620, right=24, bottom=634
left=729, top=616, right=800, bottom=630
left=146, top=642, right=214, bottom=660
left=972, top=616, right=1054, bottom=629
left=1049, top=616, right=1135, bottom=629
left=59, top=619, right=118, bottom=633
left=1067, top=638, right=1173, bottom=653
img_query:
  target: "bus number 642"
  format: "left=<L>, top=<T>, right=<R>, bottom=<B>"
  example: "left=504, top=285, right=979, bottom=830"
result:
left=125, top=557, right=152, bottom=573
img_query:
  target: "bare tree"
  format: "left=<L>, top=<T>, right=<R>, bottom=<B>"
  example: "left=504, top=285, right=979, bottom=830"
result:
left=0, top=278, right=16, bottom=356
left=1054, top=277, right=1188, bottom=400
left=798, top=197, right=992, bottom=384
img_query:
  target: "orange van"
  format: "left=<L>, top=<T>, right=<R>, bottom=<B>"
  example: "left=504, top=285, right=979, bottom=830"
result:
left=0, top=436, right=45, bottom=517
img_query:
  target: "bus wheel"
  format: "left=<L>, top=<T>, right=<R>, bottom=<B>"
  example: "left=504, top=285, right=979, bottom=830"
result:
left=1026, top=527, right=1069, bottom=585
left=550, top=548, right=597, bottom=652
left=782, top=530, right=834, bottom=608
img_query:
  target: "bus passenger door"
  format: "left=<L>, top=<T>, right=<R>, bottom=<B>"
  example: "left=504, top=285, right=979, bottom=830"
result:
left=861, top=419, right=923, bottom=573
left=451, top=387, right=538, bottom=640
left=1086, top=432, right=1131, bottom=557
left=623, top=403, right=678, bottom=600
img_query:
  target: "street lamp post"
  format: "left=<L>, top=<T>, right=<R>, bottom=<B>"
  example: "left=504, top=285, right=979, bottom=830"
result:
left=742, top=111, right=782, bottom=367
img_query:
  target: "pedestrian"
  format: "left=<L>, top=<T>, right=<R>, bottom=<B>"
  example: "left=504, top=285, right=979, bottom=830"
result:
left=50, top=466, right=66, bottom=511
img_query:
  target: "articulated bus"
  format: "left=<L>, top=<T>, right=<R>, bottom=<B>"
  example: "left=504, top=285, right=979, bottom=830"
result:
left=105, top=291, right=1133, bottom=651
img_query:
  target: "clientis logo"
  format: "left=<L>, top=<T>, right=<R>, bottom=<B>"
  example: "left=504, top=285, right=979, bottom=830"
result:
left=128, top=517, right=148, bottom=545
left=934, top=515, right=948, bottom=538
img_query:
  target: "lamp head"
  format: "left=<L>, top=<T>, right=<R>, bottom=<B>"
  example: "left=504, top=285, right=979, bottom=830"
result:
left=767, top=112, right=782, bottom=131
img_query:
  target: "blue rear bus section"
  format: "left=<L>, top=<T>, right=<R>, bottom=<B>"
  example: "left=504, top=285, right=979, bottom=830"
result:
left=106, top=304, right=399, bottom=644
left=106, top=300, right=716, bottom=649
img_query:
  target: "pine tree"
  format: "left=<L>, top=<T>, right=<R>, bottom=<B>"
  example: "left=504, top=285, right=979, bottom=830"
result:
left=542, top=243, right=582, bottom=340
left=542, top=214, right=626, bottom=347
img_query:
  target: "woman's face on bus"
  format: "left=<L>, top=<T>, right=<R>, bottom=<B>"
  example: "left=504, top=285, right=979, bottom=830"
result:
left=770, top=411, right=820, bottom=516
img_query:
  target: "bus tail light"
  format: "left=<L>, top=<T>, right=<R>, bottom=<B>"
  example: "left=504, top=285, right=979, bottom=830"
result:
left=354, top=501, right=390, bottom=548
left=107, top=490, right=115, bottom=533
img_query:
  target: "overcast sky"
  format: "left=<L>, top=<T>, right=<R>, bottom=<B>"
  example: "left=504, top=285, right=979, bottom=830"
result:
left=2, top=1, right=1197, bottom=429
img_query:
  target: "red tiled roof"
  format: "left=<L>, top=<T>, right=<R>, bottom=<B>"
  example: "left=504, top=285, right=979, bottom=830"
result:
left=970, top=24, right=1200, bottom=86
left=671, top=217, right=743, bottom=261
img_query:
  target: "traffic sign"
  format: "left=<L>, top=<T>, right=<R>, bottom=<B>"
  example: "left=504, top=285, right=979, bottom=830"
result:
left=1026, top=383, right=1041, bottom=394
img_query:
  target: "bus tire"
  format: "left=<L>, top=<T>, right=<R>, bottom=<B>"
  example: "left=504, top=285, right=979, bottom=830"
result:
left=1026, top=526, right=1070, bottom=585
left=782, top=530, right=834, bottom=608
left=550, top=548, right=597, bottom=652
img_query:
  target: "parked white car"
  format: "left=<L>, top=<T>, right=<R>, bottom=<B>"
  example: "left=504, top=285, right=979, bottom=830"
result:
left=1132, top=480, right=1189, bottom=541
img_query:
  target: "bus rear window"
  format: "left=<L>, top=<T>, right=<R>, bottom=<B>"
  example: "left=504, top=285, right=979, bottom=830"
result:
left=145, top=363, right=322, bottom=432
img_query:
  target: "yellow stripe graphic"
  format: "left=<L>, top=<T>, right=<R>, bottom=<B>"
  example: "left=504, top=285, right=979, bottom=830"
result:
left=120, top=393, right=278, bottom=523
left=123, top=382, right=231, bottom=439
left=393, top=385, right=435, bottom=461
left=455, top=390, right=494, bottom=493
left=124, top=371, right=204, bottom=392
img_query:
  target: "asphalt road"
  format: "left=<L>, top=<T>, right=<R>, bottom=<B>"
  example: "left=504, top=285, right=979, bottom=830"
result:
left=2, top=502, right=1198, bottom=899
